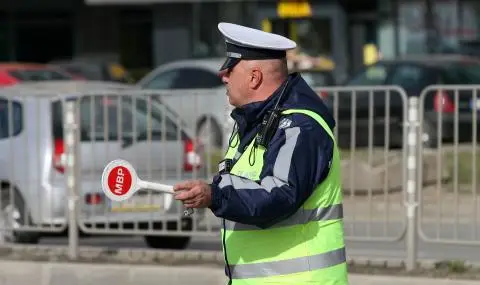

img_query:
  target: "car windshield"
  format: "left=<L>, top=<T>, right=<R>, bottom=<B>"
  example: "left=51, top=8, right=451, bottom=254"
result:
left=346, top=64, right=388, bottom=86
left=8, top=69, right=72, bottom=81
left=300, top=71, right=333, bottom=86
left=443, top=62, right=480, bottom=84
left=84, top=96, right=175, bottom=136
left=52, top=95, right=186, bottom=142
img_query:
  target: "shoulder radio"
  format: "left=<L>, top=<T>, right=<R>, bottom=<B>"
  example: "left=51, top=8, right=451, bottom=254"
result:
left=254, top=78, right=290, bottom=148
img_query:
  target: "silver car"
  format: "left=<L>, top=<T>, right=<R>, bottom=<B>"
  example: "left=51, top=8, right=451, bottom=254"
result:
left=0, top=81, right=204, bottom=249
left=136, top=58, right=233, bottom=149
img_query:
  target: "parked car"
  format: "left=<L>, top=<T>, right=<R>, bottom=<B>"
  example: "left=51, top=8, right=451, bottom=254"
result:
left=137, top=58, right=230, bottom=149
left=0, top=63, right=75, bottom=86
left=49, top=59, right=135, bottom=83
left=322, top=54, right=480, bottom=148
left=137, top=58, right=337, bottom=150
left=0, top=81, right=203, bottom=249
left=296, top=68, right=336, bottom=87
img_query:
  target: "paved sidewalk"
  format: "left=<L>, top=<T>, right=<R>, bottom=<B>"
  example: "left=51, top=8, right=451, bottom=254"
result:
left=0, top=259, right=478, bottom=285
left=350, top=274, right=478, bottom=285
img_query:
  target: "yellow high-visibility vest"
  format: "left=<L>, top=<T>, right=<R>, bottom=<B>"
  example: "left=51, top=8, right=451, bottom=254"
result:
left=220, top=108, right=348, bottom=284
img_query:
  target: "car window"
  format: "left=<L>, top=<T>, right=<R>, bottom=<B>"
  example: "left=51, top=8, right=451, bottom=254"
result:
left=62, top=64, right=104, bottom=80
left=143, top=69, right=181, bottom=89
left=346, top=64, right=388, bottom=86
left=0, top=98, right=22, bottom=139
left=144, top=67, right=222, bottom=89
left=51, top=96, right=182, bottom=142
left=173, top=68, right=223, bottom=89
left=300, top=71, right=334, bottom=86
left=8, top=69, right=72, bottom=81
left=80, top=96, right=181, bottom=142
left=388, top=65, right=436, bottom=90
left=442, top=63, right=480, bottom=84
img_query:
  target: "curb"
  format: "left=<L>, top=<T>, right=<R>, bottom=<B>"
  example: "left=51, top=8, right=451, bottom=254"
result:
left=0, top=259, right=479, bottom=285
left=350, top=274, right=479, bottom=284
left=0, top=260, right=227, bottom=285
left=1, top=244, right=479, bottom=284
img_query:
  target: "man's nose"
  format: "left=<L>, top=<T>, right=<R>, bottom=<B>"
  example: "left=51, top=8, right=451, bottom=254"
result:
left=218, top=70, right=229, bottom=84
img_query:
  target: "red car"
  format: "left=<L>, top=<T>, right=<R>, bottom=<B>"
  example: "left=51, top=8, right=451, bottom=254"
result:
left=0, top=63, right=80, bottom=86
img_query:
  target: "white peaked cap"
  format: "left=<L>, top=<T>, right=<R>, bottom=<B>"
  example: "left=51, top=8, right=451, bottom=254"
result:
left=218, top=22, right=297, bottom=51
left=217, top=22, right=297, bottom=71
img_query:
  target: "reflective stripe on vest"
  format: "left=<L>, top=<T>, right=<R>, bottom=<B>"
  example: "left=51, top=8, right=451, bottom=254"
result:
left=221, top=109, right=348, bottom=284
left=229, top=247, right=346, bottom=279
left=224, top=203, right=343, bottom=231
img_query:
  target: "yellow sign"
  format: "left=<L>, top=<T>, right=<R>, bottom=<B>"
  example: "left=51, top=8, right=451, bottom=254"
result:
left=363, top=44, right=379, bottom=66
left=109, top=63, right=126, bottom=79
left=262, top=19, right=272, bottom=33
left=277, top=1, right=312, bottom=18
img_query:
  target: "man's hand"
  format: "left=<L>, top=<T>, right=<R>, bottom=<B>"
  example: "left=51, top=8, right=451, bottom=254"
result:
left=173, top=180, right=212, bottom=208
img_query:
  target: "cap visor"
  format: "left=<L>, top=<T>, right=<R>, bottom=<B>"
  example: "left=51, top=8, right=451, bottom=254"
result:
left=220, top=57, right=240, bottom=71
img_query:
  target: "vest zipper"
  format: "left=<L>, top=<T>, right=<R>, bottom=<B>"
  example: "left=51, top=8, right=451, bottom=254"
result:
left=222, top=218, right=233, bottom=284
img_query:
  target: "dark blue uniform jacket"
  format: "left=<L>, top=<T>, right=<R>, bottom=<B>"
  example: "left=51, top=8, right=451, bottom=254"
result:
left=209, top=72, right=336, bottom=229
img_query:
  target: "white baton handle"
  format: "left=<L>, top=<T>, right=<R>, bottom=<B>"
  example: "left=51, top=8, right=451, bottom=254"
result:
left=137, top=180, right=194, bottom=216
left=137, top=180, right=174, bottom=194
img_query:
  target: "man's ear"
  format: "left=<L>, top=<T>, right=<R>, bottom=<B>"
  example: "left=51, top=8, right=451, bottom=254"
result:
left=249, top=69, right=263, bottom=89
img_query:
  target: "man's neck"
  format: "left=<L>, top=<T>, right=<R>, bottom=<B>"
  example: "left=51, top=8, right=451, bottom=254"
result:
left=248, top=78, right=287, bottom=103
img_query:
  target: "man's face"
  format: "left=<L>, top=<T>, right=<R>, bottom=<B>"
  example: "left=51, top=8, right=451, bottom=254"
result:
left=219, top=60, right=251, bottom=107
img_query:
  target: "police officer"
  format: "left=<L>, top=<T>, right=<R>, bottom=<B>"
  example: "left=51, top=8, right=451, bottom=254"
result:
left=174, top=22, right=348, bottom=285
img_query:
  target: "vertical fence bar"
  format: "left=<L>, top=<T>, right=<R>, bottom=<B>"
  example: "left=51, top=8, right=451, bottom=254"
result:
left=406, top=97, right=419, bottom=271
left=64, top=98, right=79, bottom=260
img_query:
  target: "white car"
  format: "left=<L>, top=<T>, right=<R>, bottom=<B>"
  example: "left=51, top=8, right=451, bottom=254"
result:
left=0, top=81, right=204, bottom=249
left=136, top=58, right=233, bottom=149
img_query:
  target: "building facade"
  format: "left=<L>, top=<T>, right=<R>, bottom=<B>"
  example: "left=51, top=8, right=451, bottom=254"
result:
left=377, top=0, right=480, bottom=58
left=0, top=0, right=479, bottom=82
left=0, top=0, right=257, bottom=70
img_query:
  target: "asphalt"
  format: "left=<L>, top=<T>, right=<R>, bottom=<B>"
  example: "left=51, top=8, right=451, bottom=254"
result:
left=35, top=220, right=480, bottom=263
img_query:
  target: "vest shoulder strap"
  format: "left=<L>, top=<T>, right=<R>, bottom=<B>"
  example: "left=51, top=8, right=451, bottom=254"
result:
left=281, top=109, right=335, bottom=141
left=225, top=109, right=335, bottom=160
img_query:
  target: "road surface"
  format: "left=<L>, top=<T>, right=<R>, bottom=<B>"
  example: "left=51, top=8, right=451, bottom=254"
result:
left=34, top=221, right=480, bottom=263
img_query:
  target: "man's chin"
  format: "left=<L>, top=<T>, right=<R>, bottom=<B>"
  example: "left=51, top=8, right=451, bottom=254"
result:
left=227, top=97, right=237, bottom=107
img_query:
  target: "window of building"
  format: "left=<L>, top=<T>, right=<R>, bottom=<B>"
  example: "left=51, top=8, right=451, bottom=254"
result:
left=270, top=18, right=333, bottom=70
left=119, top=9, right=153, bottom=69
left=192, top=3, right=221, bottom=58
left=0, top=13, right=9, bottom=61
left=191, top=2, right=254, bottom=58
left=390, top=0, right=480, bottom=56
left=14, top=12, right=73, bottom=63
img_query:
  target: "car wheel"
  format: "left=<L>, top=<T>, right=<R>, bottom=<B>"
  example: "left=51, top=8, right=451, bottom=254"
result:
left=0, top=186, right=40, bottom=244
left=143, top=236, right=191, bottom=250
left=421, top=119, right=439, bottom=149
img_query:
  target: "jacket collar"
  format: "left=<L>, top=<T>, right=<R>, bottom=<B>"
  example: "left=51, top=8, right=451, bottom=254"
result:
left=230, top=73, right=300, bottom=137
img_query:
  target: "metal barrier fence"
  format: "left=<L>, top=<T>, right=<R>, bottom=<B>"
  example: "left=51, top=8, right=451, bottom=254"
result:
left=0, top=84, right=478, bottom=270
left=0, top=91, right=70, bottom=244
left=417, top=85, right=480, bottom=247
left=314, top=86, right=409, bottom=243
